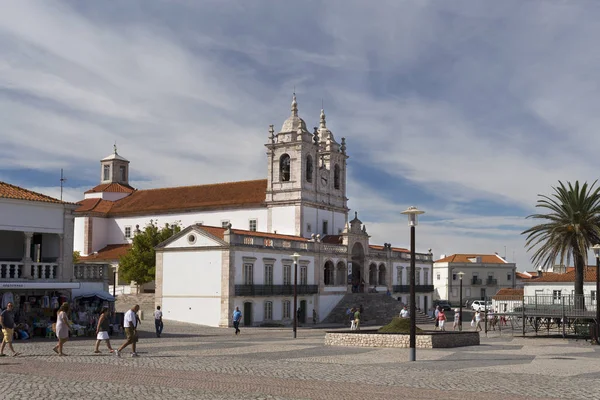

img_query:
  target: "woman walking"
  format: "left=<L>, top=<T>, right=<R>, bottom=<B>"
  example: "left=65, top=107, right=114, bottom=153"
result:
left=438, top=309, right=447, bottom=331
left=94, top=308, right=114, bottom=354
left=53, top=303, right=71, bottom=356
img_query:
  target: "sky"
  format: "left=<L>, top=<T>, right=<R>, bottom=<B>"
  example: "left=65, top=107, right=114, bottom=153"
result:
left=2, top=0, right=600, bottom=271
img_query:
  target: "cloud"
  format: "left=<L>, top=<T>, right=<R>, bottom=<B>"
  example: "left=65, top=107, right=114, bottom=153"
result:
left=3, top=1, right=600, bottom=270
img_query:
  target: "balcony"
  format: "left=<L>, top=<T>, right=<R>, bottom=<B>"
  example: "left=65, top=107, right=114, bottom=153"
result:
left=235, top=284, right=318, bottom=296
left=74, top=264, right=107, bottom=281
left=0, top=261, right=59, bottom=280
left=486, top=278, right=498, bottom=286
left=471, top=278, right=483, bottom=285
left=0, top=262, right=23, bottom=279
left=392, top=285, right=434, bottom=293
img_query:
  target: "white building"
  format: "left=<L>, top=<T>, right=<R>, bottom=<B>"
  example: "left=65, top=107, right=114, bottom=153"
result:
left=0, top=181, right=105, bottom=303
left=523, top=267, right=598, bottom=306
left=433, top=253, right=516, bottom=304
left=74, top=95, right=434, bottom=326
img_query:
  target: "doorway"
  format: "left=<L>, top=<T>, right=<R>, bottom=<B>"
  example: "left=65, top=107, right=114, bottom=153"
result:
left=480, top=288, right=486, bottom=299
left=299, top=300, right=307, bottom=324
left=423, top=296, right=428, bottom=314
left=243, top=302, right=252, bottom=326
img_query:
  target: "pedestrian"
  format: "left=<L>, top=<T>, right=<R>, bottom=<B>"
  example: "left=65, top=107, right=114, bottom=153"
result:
left=434, top=306, right=440, bottom=331
left=438, top=309, right=446, bottom=331
left=453, top=309, right=460, bottom=331
left=474, top=310, right=482, bottom=332
left=232, top=306, right=242, bottom=335
left=116, top=304, right=140, bottom=358
left=53, top=303, right=71, bottom=356
left=94, top=307, right=114, bottom=354
left=400, top=306, right=409, bottom=318
left=353, top=308, right=361, bottom=331
left=312, top=309, right=317, bottom=324
left=0, top=302, right=21, bottom=357
left=349, top=308, right=356, bottom=330
left=154, top=306, right=163, bottom=338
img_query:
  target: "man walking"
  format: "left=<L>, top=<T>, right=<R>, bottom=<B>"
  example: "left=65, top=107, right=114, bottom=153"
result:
left=0, top=303, right=20, bottom=357
left=232, top=307, right=242, bottom=335
left=116, top=304, right=140, bottom=358
left=154, top=306, right=163, bottom=338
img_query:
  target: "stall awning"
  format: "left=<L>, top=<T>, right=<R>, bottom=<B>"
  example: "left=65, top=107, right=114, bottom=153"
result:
left=73, top=291, right=116, bottom=302
left=0, top=282, right=81, bottom=290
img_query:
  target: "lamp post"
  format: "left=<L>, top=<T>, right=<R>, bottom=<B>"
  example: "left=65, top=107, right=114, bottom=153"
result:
left=592, top=245, right=600, bottom=345
left=458, top=271, right=464, bottom=331
left=291, top=252, right=300, bottom=339
left=401, top=206, right=425, bottom=362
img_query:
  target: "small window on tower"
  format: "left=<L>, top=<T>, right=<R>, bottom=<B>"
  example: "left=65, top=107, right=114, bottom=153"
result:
left=103, top=165, right=110, bottom=181
left=119, top=166, right=126, bottom=182
left=306, top=155, right=313, bottom=183
left=280, top=154, right=291, bottom=182
left=334, top=164, right=340, bottom=189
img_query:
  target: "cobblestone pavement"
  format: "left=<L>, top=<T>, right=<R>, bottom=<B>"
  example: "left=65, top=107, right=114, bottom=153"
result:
left=1, top=321, right=599, bottom=399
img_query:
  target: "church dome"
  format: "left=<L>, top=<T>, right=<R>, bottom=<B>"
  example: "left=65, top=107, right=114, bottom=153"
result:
left=280, top=94, right=308, bottom=133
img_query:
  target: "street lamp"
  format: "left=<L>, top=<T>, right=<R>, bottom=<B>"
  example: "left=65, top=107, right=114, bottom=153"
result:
left=401, top=206, right=425, bottom=362
left=458, top=271, right=465, bottom=331
left=291, top=252, right=301, bottom=339
left=592, top=244, right=600, bottom=345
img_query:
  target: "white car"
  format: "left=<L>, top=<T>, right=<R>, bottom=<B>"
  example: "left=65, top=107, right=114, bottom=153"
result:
left=471, top=300, right=492, bottom=311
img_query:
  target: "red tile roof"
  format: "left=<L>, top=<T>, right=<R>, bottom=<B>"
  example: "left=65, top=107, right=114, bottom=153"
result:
left=322, top=235, right=343, bottom=244
left=516, top=272, right=533, bottom=279
left=84, top=182, right=135, bottom=194
left=493, top=288, right=523, bottom=300
left=196, top=225, right=309, bottom=242
left=79, top=244, right=132, bottom=262
left=530, top=267, right=598, bottom=283
left=76, top=198, right=115, bottom=213
left=0, top=181, right=71, bottom=205
left=435, top=254, right=507, bottom=264
left=369, top=244, right=409, bottom=253
left=75, top=179, right=267, bottom=216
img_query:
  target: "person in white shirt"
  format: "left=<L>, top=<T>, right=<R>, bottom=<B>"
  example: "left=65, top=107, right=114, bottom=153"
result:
left=154, top=306, right=163, bottom=338
left=116, top=304, right=140, bottom=358
left=399, top=306, right=409, bottom=318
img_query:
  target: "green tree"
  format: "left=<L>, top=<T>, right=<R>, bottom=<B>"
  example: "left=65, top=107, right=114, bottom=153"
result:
left=119, top=220, right=181, bottom=286
left=73, top=251, right=81, bottom=264
left=522, top=181, right=600, bottom=307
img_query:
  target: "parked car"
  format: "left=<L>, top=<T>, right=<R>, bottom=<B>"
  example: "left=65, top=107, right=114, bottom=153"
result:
left=471, top=300, right=492, bottom=311
left=434, top=300, right=452, bottom=311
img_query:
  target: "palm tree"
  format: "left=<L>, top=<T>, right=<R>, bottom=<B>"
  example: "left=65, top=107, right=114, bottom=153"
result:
left=522, top=181, right=600, bottom=308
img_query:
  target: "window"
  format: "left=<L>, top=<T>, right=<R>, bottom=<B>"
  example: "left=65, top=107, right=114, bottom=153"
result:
left=553, top=290, right=562, bottom=304
left=280, top=154, right=291, bottom=182
left=249, top=219, right=257, bottom=232
left=221, top=220, right=230, bottom=228
left=307, top=223, right=312, bottom=233
left=124, top=226, right=132, bottom=239
left=452, top=273, right=457, bottom=281
left=119, top=165, right=126, bottom=181
left=306, top=155, right=313, bottom=183
left=283, top=265, right=291, bottom=285
left=282, top=300, right=291, bottom=319
left=243, top=263, right=253, bottom=285
left=322, top=220, right=328, bottom=235
left=103, top=165, right=110, bottom=181
left=396, top=267, right=403, bottom=285
left=264, top=264, right=273, bottom=286
left=415, top=268, right=420, bottom=285
left=324, top=262, right=333, bottom=285
left=423, top=271, right=428, bottom=285
left=507, top=273, right=512, bottom=281
left=300, top=265, right=307, bottom=285
left=334, top=164, right=340, bottom=189
left=592, top=290, right=597, bottom=303
left=436, top=273, right=441, bottom=281
left=264, top=301, right=273, bottom=320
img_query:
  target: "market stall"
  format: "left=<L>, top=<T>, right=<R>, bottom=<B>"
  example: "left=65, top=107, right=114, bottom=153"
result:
left=72, top=292, right=118, bottom=336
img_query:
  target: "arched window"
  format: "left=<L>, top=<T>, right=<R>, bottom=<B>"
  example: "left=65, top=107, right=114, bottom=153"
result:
left=264, top=301, right=273, bottom=320
left=334, top=164, right=341, bottom=189
left=306, top=155, right=313, bottom=183
left=324, top=261, right=334, bottom=286
left=378, top=264, right=386, bottom=285
left=280, top=154, right=291, bottom=182
left=336, top=261, right=346, bottom=285
left=369, top=263, right=378, bottom=285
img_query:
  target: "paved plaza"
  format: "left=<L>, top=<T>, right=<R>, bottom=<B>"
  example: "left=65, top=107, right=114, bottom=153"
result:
left=1, top=321, right=600, bottom=400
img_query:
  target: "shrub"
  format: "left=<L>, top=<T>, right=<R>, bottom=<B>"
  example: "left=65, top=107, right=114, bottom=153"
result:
left=378, top=317, right=423, bottom=334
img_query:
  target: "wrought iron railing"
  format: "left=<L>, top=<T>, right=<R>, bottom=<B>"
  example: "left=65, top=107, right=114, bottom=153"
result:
left=234, top=284, right=319, bottom=296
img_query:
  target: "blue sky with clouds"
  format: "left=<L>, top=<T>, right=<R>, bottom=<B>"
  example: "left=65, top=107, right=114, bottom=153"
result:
left=2, top=0, right=600, bottom=270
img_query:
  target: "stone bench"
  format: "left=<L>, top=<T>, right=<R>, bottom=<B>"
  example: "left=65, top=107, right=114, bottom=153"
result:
left=324, top=330, right=480, bottom=348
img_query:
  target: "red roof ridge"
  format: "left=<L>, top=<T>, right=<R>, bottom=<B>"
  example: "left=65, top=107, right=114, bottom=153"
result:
left=134, top=179, right=267, bottom=193
left=0, top=180, right=76, bottom=205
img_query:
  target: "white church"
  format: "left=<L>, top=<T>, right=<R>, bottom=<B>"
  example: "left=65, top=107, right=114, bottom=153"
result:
left=74, top=95, right=434, bottom=327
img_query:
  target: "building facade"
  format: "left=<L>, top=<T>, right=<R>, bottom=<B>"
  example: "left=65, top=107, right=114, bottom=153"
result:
left=433, top=253, right=516, bottom=304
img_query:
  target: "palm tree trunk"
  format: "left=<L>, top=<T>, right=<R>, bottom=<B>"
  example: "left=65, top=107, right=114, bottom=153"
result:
left=575, top=255, right=585, bottom=310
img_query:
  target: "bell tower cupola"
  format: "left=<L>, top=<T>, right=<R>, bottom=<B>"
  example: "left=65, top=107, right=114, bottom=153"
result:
left=100, top=144, right=130, bottom=185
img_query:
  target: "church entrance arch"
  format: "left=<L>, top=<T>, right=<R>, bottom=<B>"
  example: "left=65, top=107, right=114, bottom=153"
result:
left=351, top=242, right=365, bottom=292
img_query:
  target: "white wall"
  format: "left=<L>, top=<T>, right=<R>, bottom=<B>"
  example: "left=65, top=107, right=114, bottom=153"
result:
left=302, top=206, right=347, bottom=237
left=73, top=217, right=85, bottom=254
left=234, top=295, right=317, bottom=325
left=91, top=217, right=108, bottom=253
left=270, top=206, right=296, bottom=236
left=318, top=294, right=344, bottom=322
left=163, top=297, right=221, bottom=327
left=524, top=283, right=597, bottom=297
left=0, top=199, right=65, bottom=234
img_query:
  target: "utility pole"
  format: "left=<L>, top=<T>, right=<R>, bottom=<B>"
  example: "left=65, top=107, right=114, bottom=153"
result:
left=60, top=169, right=67, bottom=201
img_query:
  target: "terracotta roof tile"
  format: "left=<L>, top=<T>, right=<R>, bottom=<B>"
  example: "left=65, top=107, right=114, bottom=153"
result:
left=435, top=254, right=508, bottom=264
left=531, top=267, right=598, bottom=283
left=0, top=181, right=71, bottom=205
left=79, top=244, right=131, bottom=261
left=84, top=183, right=135, bottom=194
left=322, top=235, right=343, bottom=244
left=75, top=198, right=114, bottom=214
left=369, top=244, right=410, bottom=253
left=195, top=225, right=309, bottom=242
left=516, top=272, right=533, bottom=279
left=78, top=179, right=267, bottom=216
left=493, top=288, right=523, bottom=300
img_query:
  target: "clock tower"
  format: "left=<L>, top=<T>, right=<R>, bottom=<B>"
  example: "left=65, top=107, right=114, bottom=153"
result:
left=265, top=94, right=349, bottom=238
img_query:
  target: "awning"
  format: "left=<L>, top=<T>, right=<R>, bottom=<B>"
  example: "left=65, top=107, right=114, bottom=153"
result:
left=0, top=282, right=81, bottom=290
left=73, top=291, right=116, bottom=302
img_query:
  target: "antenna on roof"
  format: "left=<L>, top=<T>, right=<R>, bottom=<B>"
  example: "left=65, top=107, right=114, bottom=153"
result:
left=60, top=169, right=67, bottom=201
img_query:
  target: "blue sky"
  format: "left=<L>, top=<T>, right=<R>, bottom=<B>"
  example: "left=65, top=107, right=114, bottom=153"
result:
left=2, top=1, right=600, bottom=270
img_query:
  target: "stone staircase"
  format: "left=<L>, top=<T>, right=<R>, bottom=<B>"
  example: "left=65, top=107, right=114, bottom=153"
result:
left=322, top=293, right=436, bottom=326
left=115, top=293, right=155, bottom=319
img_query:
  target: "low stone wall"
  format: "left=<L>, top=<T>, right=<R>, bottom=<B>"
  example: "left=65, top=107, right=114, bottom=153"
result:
left=325, top=330, right=480, bottom=348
